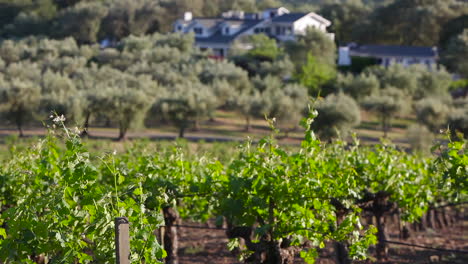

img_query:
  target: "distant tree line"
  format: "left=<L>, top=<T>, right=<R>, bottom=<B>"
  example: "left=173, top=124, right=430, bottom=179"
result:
left=0, top=34, right=311, bottom=140
left=0, top=31, right=466, bottom=145
left=0, top=0, right=467, bottom=147
left=1, top=0, right=467, bottom=47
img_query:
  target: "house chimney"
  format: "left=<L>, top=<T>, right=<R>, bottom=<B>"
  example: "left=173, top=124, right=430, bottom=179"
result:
left=184, top=12, right=192, bottom=21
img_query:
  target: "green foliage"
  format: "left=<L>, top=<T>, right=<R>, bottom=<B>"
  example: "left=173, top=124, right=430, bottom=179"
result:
left=267, top=83, right=309, bottom=135
left=319, top=1, right=371, bottom=44
left=230, top=34, right=292, bottom=78
left=285, top=27, right=337, bottom=71
left=414, top=97, right=451, bottom=132
left=217, top=114, right=373, bottom=263
left=52, top=1, right=107, bottom=43
left=439, top=14, right=468, bottom=49
left=441, top=29, right=468, bottom=78
left=297, top=53, right=336, bottom=96
left=407, top=124, right=435, bottom=154
left=0, top=120, right=165, bottom=263
left=337, top=72, right=380, bottom=102
left=100, top=72, right=157, bottom=140
left=448, top=103, right=468, bottom=139
left=362, top=87, right=407, bottom=137
left=353, top=0, right=468, bottom=46
left=99, top=0, right=162, bottom=40
left=246, top=34, right=282, bottom=61
left=0, top=107, right=465, bottom=263
left=158, top=82, right=217, bottom=137
left=0, top=62, right=42, bottom=136
left=311, top=93, right=361, bottom=140
left=40, top=70, right=81, bottom=122
left=365, top=64, right=419, bottom=96
left=414, top=66, right=452, bottom=99
left=338, top=56, right=380, bottom=74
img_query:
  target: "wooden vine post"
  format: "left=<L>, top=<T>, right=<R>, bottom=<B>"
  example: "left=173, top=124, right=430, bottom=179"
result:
left=115, top=217, right=130, bottom=264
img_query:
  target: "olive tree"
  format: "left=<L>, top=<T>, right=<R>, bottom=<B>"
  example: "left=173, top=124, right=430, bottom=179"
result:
left=0, top=40, right=29, bottom=65
left=338, top=72, right=380, bottom=102
left=0, top=76, right=40, bottom=137
left=441, top=29, right=468, bottom=78
left=100, top=71, right=157, bottom=141
left=414, top=66, right=452, bottom=99
left=362, top=87, right=407, bottom=137
left=267, top=83, right=309, bottom=137
left=311, top=93, right=361, bottom=141
left=99, top=0, right=162, bottom=40
left=448, top=100, right=468, bottom=139
left=53, top=1, right=108, bottom=44
left=236, top=89, right=269, bottom=132
left=158, top=82, right=217, bottom=138
left=40, top=70, right=82, bottom=123
left=285, top=27, right=337, bottom=70
left=0, top=62, right=41, bottom=136
left=297, top=53, right=336, bottom=96
left=407, top=124, right=434, bottom=154
left=365, top=65, right=419, bottom=97
left=73, top=66, right=157, bottom=140
left=197, top=59, right=251, bottom=107
left=414, top=97, right=451, bottom=132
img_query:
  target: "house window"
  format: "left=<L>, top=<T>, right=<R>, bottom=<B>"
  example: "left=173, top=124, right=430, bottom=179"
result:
left=285, top=26, right=292, bottom=35
left=254, top=28, right=266, bottom=33
left=177, top=25, right=182, bottom=31
left=265, top=28, right=271, bottom=34
left=194, top=27, right=203, bottom=35
left=276, top=26, right=281, bottom=35
left=225, top=27, right=230, bottom=34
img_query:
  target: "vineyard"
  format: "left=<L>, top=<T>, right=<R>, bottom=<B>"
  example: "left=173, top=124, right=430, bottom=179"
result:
left=0, top=112, right=466, bottom=264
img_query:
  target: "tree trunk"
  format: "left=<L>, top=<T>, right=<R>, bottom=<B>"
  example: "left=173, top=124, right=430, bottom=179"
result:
left=426, top=209, right=435, bottom=229
left=117, top=124, right=127, bottom=141
left=81, top=112, right=91, bottom=137
left=436, top=208, right=448, bottom=229
left=178, top=126, right=185, bottom=138
left=401, top=223, right=411, bottom=239
left=16, top=110, right=24, bottom=137
left=245, top=116, right=251, bottom=132
left=334, top=212, right=350, bottom=264
left=419, top=213, right=427, bottom=231
left=193, top=117, right=201, bottom=131
left=335, top=242, right=350, bottom=264
left=375, top=213, right=388, bottom=260
left=226, top=226, right=298, bottom=264
left=163, top=207, right=179, bottom=264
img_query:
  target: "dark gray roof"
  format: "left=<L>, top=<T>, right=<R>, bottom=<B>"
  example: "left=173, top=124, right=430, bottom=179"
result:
left=271, top=13, right=307, bottom=23
left=194, top=18, right=223, bottom=28
left=195, top=19, right=262, bottom=44
left=350, top=45, right=437, bottom=58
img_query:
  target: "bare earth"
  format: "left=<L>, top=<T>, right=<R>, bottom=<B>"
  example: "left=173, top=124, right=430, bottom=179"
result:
left=177, top=215, right=468, bottom=264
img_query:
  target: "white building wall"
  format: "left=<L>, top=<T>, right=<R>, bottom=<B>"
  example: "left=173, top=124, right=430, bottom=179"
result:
left=338, top=47, right=351, bottom=66
left=293, top=16, right=327, bottom=34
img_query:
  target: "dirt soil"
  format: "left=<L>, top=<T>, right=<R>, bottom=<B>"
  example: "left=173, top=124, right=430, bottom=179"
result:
left=177, top=215, right=468, bottom=264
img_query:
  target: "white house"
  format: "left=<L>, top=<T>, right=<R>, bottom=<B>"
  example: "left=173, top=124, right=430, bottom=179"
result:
left=338, top=44, right=438, bottom=70
left=174, top=7, right=333, bottom=57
